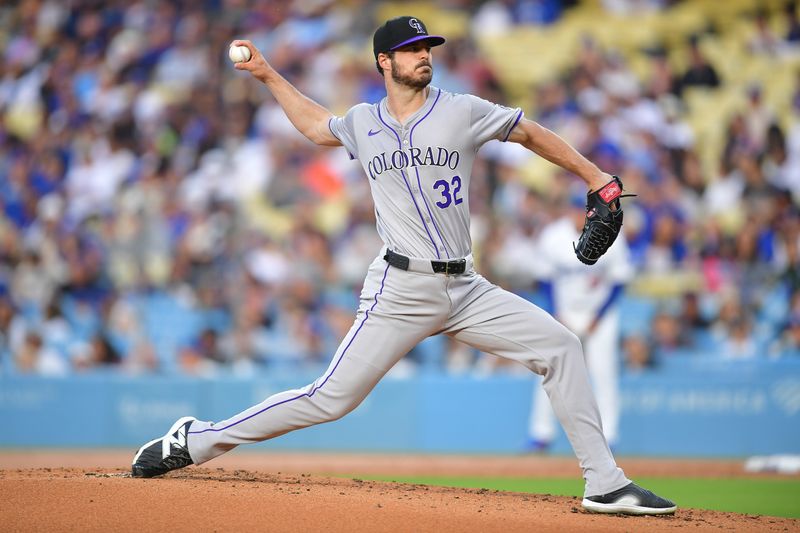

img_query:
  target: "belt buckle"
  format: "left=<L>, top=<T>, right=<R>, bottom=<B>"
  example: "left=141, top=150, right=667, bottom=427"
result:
left=445, top=259, right=466, bottom=275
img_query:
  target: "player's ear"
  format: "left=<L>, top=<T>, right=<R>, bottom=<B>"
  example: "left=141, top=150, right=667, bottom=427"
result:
left=377, top=52, right=392, bottom=75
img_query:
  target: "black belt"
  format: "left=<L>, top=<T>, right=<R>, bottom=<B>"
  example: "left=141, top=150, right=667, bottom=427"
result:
left=384, top=249, right=467, bottom=275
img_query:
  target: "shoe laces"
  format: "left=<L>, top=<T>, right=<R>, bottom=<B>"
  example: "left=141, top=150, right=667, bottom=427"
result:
left=162, top=445, right=192, bottom=469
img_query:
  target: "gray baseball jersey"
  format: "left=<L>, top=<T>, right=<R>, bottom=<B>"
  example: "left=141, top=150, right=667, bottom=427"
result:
left=328, top=87, right=522, bottom=259
left=183, top=86, right=629, bottom=497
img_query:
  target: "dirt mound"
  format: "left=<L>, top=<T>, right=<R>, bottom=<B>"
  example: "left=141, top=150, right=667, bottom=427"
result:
left=0, top=450, right=784, bottom=478
left=1, top=464, right=797, bottom=532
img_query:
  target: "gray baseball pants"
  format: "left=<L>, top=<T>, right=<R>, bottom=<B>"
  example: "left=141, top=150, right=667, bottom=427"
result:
left=187, top=251, right=629, bottom=496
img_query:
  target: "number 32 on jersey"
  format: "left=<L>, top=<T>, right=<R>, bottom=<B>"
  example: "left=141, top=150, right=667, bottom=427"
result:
left=433, top=175, right=463, bottom=208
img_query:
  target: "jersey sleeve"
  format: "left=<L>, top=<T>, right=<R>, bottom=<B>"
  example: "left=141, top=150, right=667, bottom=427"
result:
left=327, top=104, right=362, bottom=160
left=466, top=94, right=523, bottom=149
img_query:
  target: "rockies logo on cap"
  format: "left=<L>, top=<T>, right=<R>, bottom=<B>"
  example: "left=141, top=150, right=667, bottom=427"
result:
left=373, top=16, right=446, bottom=59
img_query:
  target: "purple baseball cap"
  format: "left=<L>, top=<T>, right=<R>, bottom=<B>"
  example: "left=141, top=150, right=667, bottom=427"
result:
left=373, top=16, right=445, bottom=59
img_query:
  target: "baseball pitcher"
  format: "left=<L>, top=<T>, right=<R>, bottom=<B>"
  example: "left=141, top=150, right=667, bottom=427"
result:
left=131, top=16, right=675, bottom=515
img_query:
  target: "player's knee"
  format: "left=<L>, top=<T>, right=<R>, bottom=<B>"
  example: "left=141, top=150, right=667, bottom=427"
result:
left=564, top=329, right=583, bottom=355
left=322, top=398, right=360, bottom=422
left=525, top=326, right=583, bottom=375
left=539, top=312, right=582, bottom=354
left=311, top=390, right=362, bottom=422
left=551, top=326, right=583, bottom=363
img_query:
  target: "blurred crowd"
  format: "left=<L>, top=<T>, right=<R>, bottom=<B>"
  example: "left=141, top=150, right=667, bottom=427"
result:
left=1, top=0, right=799, bottom=378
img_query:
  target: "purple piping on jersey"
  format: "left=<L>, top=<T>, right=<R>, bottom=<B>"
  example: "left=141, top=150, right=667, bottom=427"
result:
left=502, top=110, right=523, bottom=142
left=188, top=264, right=391, bottom=436
left=408, top=87, right=441, bottom=140
left=327, top=117, right=339, bottom=141
left=329, top=117, right=355, bottom=160
left=376, top=103, right=442, bottom=259
left=413, top=166, right=453, bottom=258
left=408, top=88, right=453, bottom=259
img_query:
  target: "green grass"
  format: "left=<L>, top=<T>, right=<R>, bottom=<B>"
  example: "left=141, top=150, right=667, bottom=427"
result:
left=351, top=475, right=800, bottom=519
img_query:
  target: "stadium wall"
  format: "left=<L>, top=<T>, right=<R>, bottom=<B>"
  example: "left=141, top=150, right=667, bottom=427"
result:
left=2, top=359, right=799, bottom=457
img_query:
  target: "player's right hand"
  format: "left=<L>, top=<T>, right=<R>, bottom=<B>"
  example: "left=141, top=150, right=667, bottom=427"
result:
left=230, top=40, right=272, bottom=82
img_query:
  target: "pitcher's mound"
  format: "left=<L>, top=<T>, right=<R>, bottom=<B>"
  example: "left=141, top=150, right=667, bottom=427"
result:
left=1, top=466, right=796, bottom=532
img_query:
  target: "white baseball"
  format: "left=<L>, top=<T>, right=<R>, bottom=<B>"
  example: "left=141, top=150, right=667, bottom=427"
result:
left=228, top=45, right=251, bottom=63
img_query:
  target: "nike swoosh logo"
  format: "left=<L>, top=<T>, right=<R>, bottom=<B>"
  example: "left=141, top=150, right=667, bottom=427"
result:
left=368, top=129, right=382, bottom=136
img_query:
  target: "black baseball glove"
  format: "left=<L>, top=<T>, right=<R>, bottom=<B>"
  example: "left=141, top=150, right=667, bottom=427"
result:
left=573, top=176, right=633, bottom=265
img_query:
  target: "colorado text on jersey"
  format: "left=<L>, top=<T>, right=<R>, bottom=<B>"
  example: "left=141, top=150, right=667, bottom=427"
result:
left=367, top=146, right=460, bottom=179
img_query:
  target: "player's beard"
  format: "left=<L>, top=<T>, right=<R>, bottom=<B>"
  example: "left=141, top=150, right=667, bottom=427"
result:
left=390, top=57, right=433, bottom=89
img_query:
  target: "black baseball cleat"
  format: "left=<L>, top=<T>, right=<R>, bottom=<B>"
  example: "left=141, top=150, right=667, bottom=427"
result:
left=582, top=482, right=677, bottom=515
left=131, top=416, right=197, bottom=478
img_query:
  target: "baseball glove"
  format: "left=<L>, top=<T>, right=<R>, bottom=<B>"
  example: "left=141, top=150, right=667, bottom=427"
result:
left=573, top=176, right=633, bottom=265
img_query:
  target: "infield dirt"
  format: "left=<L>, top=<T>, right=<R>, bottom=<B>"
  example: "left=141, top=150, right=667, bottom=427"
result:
left=1, top=452, right=798, bottom=532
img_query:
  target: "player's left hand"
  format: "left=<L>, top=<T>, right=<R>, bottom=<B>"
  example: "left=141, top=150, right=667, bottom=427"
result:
left=573, top=175, right=634, bottom=265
